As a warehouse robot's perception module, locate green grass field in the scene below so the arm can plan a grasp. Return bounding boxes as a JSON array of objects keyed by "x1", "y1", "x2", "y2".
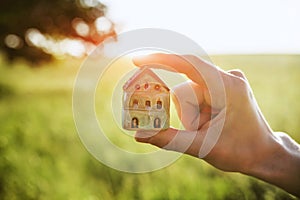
[{"x1": 0, "y1": 55, "x2": 299, "y2": 199}]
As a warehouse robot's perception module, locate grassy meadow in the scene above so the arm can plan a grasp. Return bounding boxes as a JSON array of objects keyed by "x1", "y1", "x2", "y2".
[{"x1": 0, "y1": 54, "x2": 299, "y2": 199}]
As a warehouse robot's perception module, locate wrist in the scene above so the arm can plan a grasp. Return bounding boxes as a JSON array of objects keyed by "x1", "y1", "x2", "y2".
[{"x1": 245, "y1": 131, "x2": 300, "y2": 197}]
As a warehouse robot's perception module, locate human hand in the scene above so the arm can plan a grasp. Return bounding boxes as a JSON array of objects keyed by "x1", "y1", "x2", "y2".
[{"x1": 133, "y1": 53, "x2": 300, "y2": 197}]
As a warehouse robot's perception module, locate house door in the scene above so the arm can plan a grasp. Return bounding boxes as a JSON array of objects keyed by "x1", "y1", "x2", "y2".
[
  {"x1": 153, "y1": 117, "x2": 161, "y2": 128},
  {"x1": 131, "y1": 117, "x2": 139, "y2": 128}
]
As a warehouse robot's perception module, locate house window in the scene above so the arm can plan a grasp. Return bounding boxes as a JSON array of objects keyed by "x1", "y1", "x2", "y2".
[
  {"x1": 154, "y1": 117, "x2": 161, "y2": 128},
  {"x1": 133, "y1": 99, "x2": 138, "y2": 108},
  {"x1": 156, "y1": 100, "x2": 162, "y2": 109},
  {"x1": 135, "y1": 84, "x2": 140, "y2": 90},
  {"x1": 144, "y1": 83, "x2": 149, "y2": 89},
  {"x1": 154, "y1": 84, "x2": 160, "y2": 90},
  {"x1": 131, "y1": 117, "x2": 139, "y2": 128},
  {"x1": 145, "y1": 100, "x2": 151, "y2": 109}
]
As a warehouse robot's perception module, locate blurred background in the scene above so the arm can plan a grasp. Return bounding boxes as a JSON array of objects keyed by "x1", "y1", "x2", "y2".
[{"x1": 0, "y1": 0, "x2": 300, "y2": 199}]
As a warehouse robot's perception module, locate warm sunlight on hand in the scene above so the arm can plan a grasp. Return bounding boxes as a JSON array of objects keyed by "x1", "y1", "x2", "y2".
[{"x1": 132, "y1": 53, "x2": 300, "y2": 197}]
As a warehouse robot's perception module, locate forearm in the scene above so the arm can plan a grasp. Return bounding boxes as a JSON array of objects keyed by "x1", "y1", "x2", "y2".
[{"x1": 246, "y1": 132, "x2": 300, "y2": 197}]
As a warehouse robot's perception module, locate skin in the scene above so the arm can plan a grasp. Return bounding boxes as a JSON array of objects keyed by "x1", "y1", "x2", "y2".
[{"x1": 132, "y1": 53, "x2": 300, "y2": 197}]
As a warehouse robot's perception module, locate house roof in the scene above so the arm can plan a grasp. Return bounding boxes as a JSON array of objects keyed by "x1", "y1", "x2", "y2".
[{"x1": 123, "y1": 67, "x2": 169, "y2": 91}]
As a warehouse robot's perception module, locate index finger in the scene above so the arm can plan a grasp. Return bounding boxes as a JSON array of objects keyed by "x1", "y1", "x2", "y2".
[{"x1": 133, "y1": 53, "x2": 225, "y2": 87}]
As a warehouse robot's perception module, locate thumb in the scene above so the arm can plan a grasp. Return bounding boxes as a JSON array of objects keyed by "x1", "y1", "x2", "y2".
[
  {"x1": 135, "y1": 108, "x2": 227, "y2": 158},
  {"x1": 135, "y1": 128, "x2": 200, "y2": 156}
]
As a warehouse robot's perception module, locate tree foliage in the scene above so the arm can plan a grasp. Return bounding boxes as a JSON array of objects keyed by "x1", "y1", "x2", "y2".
[{"x1": 0, "y1": 0, "x2": 114, "y2": 64}]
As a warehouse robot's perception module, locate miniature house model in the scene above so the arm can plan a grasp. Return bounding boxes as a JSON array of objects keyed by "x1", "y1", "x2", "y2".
[{"x1": 122, "y1": 67, "x2": 170, "y2": 130}]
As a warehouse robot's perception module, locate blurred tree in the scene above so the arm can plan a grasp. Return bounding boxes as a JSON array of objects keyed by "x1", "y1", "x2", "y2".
[{"x1": 0, "y1": 0, "x2": 115, "y2": 64}]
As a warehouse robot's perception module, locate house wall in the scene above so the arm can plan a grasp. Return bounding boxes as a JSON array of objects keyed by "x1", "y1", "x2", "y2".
[
  {"x1": 122, "y1": 109, "x2": 169, "y2": 130},
  {"x1": 122, "y1": 91, "x2": 170, "y2": 130}
]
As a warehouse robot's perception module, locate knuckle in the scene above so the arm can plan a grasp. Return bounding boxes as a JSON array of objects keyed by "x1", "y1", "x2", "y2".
[
  {"x1": 226, "y1": 74, "x2": 250, "y2": 100},
  {"x1": 233, "y1": 77, "x2": 248, "y2": 92},
  {"x1": 229, "y1": 69, "x2": 246, "y2": 78}
]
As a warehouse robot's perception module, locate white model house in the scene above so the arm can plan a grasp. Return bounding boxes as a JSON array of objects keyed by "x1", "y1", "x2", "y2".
[{"x1": 122, "y1": 67, "x2": 170, "y2": 130}]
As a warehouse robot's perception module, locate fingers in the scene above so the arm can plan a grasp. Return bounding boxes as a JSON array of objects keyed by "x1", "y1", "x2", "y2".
[
  {"x1": 133, "y1": 53, "x2": 224, "y2": 87},
  {"x1": 172, "y1": 81, "x2": 211, "y2": 130},
  {"x1": 135, "y1": 128, "x2": 177, "y2": 146},
  {"x1": 135, "y1": 128, "x2": 201, "y2": 157}
]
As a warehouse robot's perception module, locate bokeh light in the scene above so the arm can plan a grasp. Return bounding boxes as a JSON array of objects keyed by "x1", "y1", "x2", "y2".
[
  {"x1": 4, "y1": 34, "x2": 23, "y2": 49},
  {"x1": 25, "y1": 28, "x2": 45, "y2": 47},
  {"x1": 72, "y1": 18, "x2": 90, "y2": 37},
  {"x1": 95, "y1": 16, "x2": 113, "y2": 33},
  {"x1": 25, "y1": 28, "x2": 87, "y2": 58}
]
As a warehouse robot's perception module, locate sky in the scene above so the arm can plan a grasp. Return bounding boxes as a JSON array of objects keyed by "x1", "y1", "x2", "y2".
[{"x1": 101, "y1": 0, "x2": 300, "y2": 54}]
